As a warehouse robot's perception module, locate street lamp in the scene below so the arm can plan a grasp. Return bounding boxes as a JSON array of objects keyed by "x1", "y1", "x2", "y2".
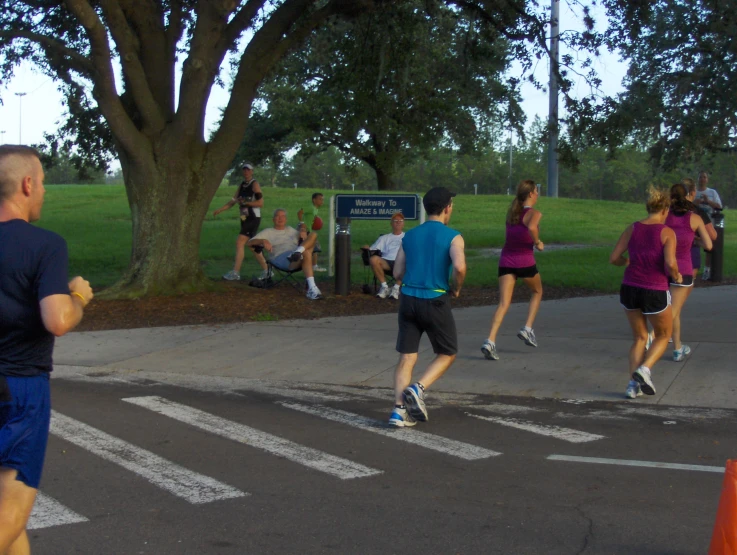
[{"x1": 14, "y1": 92, "x2": 27, "y2": 144}]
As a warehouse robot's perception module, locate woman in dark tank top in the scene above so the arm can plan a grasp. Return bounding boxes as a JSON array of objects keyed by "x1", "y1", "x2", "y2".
[{"x1": 610, "y1": 187, "x2": 681, "y2": 399}]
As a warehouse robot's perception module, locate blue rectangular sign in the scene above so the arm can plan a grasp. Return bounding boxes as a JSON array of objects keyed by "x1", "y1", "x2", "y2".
[{"x1": 335, "y1": 194, "x2": 419, "y2": 220}]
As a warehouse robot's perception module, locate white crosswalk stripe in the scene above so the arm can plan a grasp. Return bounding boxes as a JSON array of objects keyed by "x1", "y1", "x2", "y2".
[
  {"x1": 50, "y1": 411, "x2": 247, "y2": 504},
  {"x1": 123, "y1": 396, "x2": 382, "y2": 480},
  {"x1": 466, "y1": 413, "x2": 605, "y2": 443},
  {"x1": 28, "y1": 493, "x2": 88, "y2": 530},
  {"x1": 278, "y1": 402, "x2": 500, "y2": 460}
]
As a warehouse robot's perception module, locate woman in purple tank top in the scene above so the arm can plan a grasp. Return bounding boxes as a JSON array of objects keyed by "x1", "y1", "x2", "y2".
[
  {"x1": 481, "y1": 180, "x2": 544, "y2": 361},
  {"x1": 610, "y1": 188, "x2": 681, "y2": 399},
  {"x1": 665, "y1": 183, "x2": 712, "y2": 361}
]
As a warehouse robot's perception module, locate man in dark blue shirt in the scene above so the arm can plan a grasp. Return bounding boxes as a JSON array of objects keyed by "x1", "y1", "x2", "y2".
[
  {"x1": 0, "y1": 145, "x2": 93, "y2": 553},
  {"x1": 389, "y1": 187, "x2": 466, "y2": 427}
]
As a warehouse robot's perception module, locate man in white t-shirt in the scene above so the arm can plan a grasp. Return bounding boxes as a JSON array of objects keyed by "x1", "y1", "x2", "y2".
[
  {"x1": 363, "y1": 212, "x2": 405, "y2": 300},
  {"x1": 248, "y1": 208, "x2": 323, "y2": 300},
  {"x1": 693, "y1": 171, "x2": 723, "y2": 280}
]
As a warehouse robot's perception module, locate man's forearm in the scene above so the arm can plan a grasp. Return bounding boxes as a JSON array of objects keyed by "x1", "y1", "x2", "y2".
[{"x1": 451, "y1": 269, "x2": 466, "y2": 293}]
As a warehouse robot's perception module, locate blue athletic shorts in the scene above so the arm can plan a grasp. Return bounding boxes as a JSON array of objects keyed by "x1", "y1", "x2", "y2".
[{"x1": 0, "y1": 375, "x2": 51, "y2": 489}]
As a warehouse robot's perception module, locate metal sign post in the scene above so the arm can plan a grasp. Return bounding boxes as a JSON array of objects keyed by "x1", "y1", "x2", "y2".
[{"x1": 328, "y1": 194, "x2": 423, "y2": 276}]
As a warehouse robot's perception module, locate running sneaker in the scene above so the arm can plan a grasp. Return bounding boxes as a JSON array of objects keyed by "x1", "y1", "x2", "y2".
[
  {"x1": 673, "y1": 344, "x2": 692, "y2": 362},
  {"x1": 632, "y1": 366, "x2": 656, "y2": 395},
  {"x1": 313, "y1": 265, "x2": 327, "y2": 273},
  {"x1": 402, "y1": 383, "x2": 428, "y2": 422},
  {"x1": 376, "y1": 284, "x2": 390, "y2": 299},
  {"x1": 389, "y1": 284, "x2": 401, "y2": 300},
  {"x1": 517, "y1": 327, "x2": 538, "y2": 347},
  {"x1": 702, "y1": 267, "x2": 711, "y2": 281},
  {"x1": 480, "y1": 340, "x2": 499, "y2": 360},
  {"x1": 306, "y1": 286, "x2": 323, "y2": 300},
  {"x1": 645, "y1": 330, "x2": 654, "y2": 350},
  {"x1": 223, "y1": 270, "x2": 241, "y2": 281},
  {"x1": 258, "y1": 269, "x2": 272, "y2": 281},
  {"x1": 288, "y1": 250, "x2": 303, "y2": 263},
  {"x1": 388, "y1": 407, "x2": 416, "y2": 428},
  {"x1": 625, "y1": 380, "x2": 642, "y2": 399}
]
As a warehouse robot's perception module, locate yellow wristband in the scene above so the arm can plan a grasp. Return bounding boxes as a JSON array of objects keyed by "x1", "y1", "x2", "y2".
[{"x1": 71, "y1": 291, "x2": 86, "y2": 304}]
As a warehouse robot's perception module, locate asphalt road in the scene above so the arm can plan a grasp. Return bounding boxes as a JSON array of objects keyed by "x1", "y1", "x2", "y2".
[{"x1": 30, "y1": 376, "x2": 734, "y2": 555}]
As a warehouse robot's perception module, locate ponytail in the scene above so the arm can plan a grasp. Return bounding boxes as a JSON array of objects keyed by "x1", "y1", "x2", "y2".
[
  {"x1": 506, "y1": 180, "x2": 536, "y2": 225},
  {"x1": 670, "y1": 183, "x2": 696, "y2": 215}
]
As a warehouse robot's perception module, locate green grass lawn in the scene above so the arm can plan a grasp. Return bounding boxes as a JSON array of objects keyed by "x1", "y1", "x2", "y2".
[{"x1": 38, "y1": 185, "x2": 737, "y2": 292}]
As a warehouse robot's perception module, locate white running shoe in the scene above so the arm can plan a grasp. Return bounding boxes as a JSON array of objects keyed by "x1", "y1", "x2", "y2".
[
  {"x1": 625, "y1": 380, "x2": 642, "y2": 399},
  {"x1": 632, "y1": 366, "x2": 656, "y2": 395},
  {"x1": 313, "y1": 265, "x2": 327, "y2": 273},
  {"x1": 258, "y1": 269, "x2": 272, "y2": 281},
  {"x1": 673, "y1": 344, "x2": 691, "y2": 362},
  {"x1": 223, "y1": 270, "x2": 241, "y2": 281},
  {"x1": 389, "y1": 284, "x2": 400, "y2": 300},
  {"x1": 480, "y1": 340, "x2": 499, "y2": 360},
  {"x1": 376, "y1": 284, "x2": 390, "y2": 299},
  {"x1": 306, "y1": 287, "x2": 323, "y2": 300},
  {"x1": 388, "y1": 407, "x2": 416, "y2": 427},
  {"x1": 517, "y1": 327, "x2": 538, "y2": 347},
  {"x1": 645, "y1": 330, "x2": 654, "y2": 350}
]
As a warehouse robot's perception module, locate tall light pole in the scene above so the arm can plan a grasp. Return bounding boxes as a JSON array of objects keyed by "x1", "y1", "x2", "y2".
[
  {"x1": 0, "y1": 130, "x2": 6, "y2": 144},
  {"x1": 547, "y1": 0, "x2": 560, "y2": 198},
  {"x1": 15, "y1": 92, "x2": 27, "y2": 144}
]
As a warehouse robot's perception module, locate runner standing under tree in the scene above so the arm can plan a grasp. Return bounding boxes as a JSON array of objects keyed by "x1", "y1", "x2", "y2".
[
  {"x1": 610, "y1": 187, "x2": 681, "y2": 399},
  {"x1": 214, "y1": 163, "x2": 268, "y2": 281},
  {"x1": 481, "y1": 180, "x2": 544, "y2": 361}
]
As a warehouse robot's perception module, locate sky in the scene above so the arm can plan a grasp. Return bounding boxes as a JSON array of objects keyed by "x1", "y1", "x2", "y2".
[{"x1": 0, "y1": 3, "x2": 628, "y2": 153}]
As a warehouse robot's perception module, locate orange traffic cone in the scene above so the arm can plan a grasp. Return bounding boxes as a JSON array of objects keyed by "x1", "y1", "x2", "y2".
[{"x1": 709, "y1": 459, "x2": 737, "y2": 555}]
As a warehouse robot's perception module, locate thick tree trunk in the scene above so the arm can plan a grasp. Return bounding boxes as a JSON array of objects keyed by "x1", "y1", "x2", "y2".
[
  {"x1": 100, "y1": 149, "x2": 218, "y2": 298},
  {"x1": 375, "y1": 166, "x2": 397, "y2": 190}
]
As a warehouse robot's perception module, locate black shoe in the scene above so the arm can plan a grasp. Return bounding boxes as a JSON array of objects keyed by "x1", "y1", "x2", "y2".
[{"x1": 288, "y1": 251, "x2": 303, "y2": 263}]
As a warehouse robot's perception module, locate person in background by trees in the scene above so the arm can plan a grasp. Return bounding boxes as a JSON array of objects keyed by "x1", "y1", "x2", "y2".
[
  {"x1": 693, "y1": 171, "x2": 722, "y2": 281},
  {"x1": 214, "y1": 163, "x2": 268, "y2": 281},
  {"x1": 610, "y1": 187, "x2": 681, "y2": 400},
  {"x1": 297, "y1": 192, "x2": 326, "y2": 272},
  {"x1": 481, "y1": 180, "x2": 544, "y2": 361},
  {"x1": 0, "y1": 145, "x2": 93, "y2": 554},
  {"x1": 665, "y1": 183, "x2": 712, "y2": 361}
]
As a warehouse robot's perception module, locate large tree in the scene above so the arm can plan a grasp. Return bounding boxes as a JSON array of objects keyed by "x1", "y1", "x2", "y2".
[
  {"x1": 565, "y1": 0, "x2": 737, "y2": 169},
  {"x1": 1, "y1": 0, "x2": 386, "y2": 297},
  {"x1": 237, "y1": 0, "x2": 522, "y2": 190},
  {"x1": 1, "y1": 0, "x2": 584, "y2": 296}
]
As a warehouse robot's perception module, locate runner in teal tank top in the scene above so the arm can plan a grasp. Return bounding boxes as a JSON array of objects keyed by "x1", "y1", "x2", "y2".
[{"x1": 388, "y1": 187, "x2": 467, "y2": 427}]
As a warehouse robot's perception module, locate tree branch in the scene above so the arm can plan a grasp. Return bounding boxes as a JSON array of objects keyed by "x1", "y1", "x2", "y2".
[
  {"x1": 98, "y1": 0, "x2": 167, "y2": 132},
  {"x1": 63, "y1": 0, "x2": 145, "y2": 158},
  {"x1": 0, "y1": 29, "x2": 95, "y2": 76}
]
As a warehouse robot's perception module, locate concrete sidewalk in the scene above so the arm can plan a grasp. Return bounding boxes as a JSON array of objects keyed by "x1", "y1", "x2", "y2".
[{"x1": 54, "y1": 285, "x2": 737, "y2": 409}]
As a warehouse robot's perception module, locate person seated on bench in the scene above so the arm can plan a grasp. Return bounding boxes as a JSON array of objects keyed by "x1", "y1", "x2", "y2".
[
  {"x1": 362, "y1": 212, "x2": 405, "y2": 299},
  {"x1": 248, "y1": 208, "x2": 323, "y2": 300}
]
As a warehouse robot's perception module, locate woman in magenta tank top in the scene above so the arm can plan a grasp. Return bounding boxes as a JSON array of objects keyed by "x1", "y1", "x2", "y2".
[
  {"x1": 665, "y1": 183, "x2": 712, "y2": 361},
  {"x1": 481, "y1": 180, "x2": 544, "y2": 361},
  {"x1": 610, "y1": 188, "x2": 681, "y2": 399}
]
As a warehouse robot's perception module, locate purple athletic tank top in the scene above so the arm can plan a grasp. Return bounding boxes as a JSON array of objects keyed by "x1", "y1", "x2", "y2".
[
  {"x1": 665, "y1": 210, "x2": 695, "y2": 276},
  {"x1": 499, "y1": 207, "x2": 535, "y2": 268},
  {"x1": 623, "y1": 222, "x2": 669, "y2": 291}
]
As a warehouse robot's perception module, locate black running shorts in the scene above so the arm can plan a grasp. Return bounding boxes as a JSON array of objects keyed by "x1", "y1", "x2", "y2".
[
  {"x1": 396, "y1": 294, "x2": 457, "y2": 355},
  {"x1": 620, "y1": 284, "x2": 671, "y2": 315},
  {"x1": 498, "y1": 264, "x2": 538, "y2": 279},
  {"x1": 239, "y1": 217, "x2": 261, "y2": 238}
]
